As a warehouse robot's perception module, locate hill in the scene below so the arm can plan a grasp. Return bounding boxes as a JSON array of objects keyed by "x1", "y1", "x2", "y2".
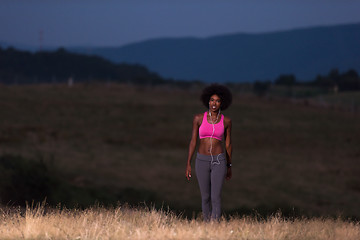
[{"x1": 70, "y1": 23, "x2": 360, "y2": 83}]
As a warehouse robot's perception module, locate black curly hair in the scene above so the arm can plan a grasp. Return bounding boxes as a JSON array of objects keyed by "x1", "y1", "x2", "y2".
[{"x1": 200, "y1": 83, "x2": 232, "y2": 110}]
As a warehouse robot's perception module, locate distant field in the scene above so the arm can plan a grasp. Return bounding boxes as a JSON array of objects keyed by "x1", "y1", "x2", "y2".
[
  {"x1": 0, "y1": 83, "x2": 360, "y2": 219},
  {"x1": 319, "y1": 91, "x2": 360, "y2": 108}
]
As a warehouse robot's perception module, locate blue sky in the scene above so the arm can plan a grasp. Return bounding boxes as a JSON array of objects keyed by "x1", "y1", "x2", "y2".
[{"x1": 1, "y1": 0, "x2": 360, "y2": 48}]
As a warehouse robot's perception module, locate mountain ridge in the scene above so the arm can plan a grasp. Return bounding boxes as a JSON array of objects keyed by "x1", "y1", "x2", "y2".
[
  {"x1": 70, "y1": 22, "x2": 360, "y2": 83},
  {"x1": 2, "y1": 22, "x2": 360, "y2": 83}
]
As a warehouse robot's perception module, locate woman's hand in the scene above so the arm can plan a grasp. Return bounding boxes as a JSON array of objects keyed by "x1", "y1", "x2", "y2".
[
  {"x1": 185, "y1": 164, "x2": 192, "y2": 181},
  {"x1": 226, "y1": 167, "x2": 232, "y2": 180}
]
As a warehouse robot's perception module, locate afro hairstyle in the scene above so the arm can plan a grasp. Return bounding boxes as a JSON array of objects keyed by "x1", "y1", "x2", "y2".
[{"x1": 200, "y1": 83, "x2": 232, "y2": 110}]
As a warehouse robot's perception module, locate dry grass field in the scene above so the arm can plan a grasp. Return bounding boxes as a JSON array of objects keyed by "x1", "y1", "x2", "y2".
[
  {"x1": 0, "y1": 83, "x2": 360, "y2": 220},
  {"x1": 0, "y1": 204, "x2": 359, "y2": 240}
]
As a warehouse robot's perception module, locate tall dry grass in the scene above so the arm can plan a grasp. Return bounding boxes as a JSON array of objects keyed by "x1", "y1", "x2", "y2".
[{"x1": 1, "y1": 204, "x2": 359, "y2": 240}]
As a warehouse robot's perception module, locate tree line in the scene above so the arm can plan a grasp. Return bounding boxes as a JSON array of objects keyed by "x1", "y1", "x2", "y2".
[
  {"x1": 253, "y1": 69, "x2": 360, "y2": 97},
  {"x1": 2, "y1": 46, "x2": 358, "y2": 94},
  {"x1": 0, "y1": 47, "x2": 193, "y2": 86}
]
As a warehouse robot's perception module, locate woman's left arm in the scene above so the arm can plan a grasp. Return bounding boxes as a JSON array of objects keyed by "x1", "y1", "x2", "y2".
[{"x1": 224, "y1": 117, "x2": 232, "y2": 180}]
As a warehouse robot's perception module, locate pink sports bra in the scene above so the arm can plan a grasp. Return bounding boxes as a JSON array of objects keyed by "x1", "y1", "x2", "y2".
[{"x1": 199, "y1": 112, "x2": 224, "y2": 141}]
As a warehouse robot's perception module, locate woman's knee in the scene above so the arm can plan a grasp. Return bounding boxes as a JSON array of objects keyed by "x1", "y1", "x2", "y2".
[{"x1": 201, "y1": 193, "x2": 211, "y2": 203}]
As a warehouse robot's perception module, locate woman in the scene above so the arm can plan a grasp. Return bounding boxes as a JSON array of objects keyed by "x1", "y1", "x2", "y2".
[{"x1": 185, "y1": 83, "x2": 233, "y2": 221}]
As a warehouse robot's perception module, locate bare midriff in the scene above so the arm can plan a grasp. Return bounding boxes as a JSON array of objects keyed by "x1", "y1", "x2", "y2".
[{"x1": 198, "y1": 138, "x2": 224, "y2": 155}]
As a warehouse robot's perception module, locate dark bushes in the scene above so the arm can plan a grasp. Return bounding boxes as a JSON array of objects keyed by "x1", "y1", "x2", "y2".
[
  {"x1": 0, "y1": 154, "x2": 52, "y2": 206},
  {"x1": 0, "y1": 154, "x2": 160, "y2": 208}
]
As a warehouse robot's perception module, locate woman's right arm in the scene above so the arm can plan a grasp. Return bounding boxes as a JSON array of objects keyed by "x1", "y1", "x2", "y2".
[{"x1": 186, "y1": 114, "x2": 200, "y2": 181}]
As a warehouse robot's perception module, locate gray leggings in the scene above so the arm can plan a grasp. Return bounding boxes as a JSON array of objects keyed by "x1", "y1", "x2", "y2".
[{"x1": 195, "y1": 152, "x2": 227, "y2": 221}]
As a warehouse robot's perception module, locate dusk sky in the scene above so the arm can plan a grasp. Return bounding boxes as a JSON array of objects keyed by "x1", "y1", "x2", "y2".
[{"x1": 1, "y1": 0, "x2": 360, "y2": 48}]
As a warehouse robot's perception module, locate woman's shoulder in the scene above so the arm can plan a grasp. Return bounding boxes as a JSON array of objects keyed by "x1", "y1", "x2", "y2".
[
  {"x1": 194, "y1": 112, "x2": 205, "y2": 120},
  {"x1": 193, "y1": 112, "x2": 205, "y2": 124}
]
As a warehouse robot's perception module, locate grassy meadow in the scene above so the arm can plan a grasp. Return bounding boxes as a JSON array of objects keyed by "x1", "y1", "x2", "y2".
[
  {"x1": 1, "y1": 204, "x2": 360, "y2": 240},
  {"x1": 0, "y1": 83, "x2": 360, "y2": 220}
]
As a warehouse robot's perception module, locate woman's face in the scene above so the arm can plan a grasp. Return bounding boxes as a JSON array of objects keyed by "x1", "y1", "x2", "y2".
[{"x1": 209, "y1": 94, "x2": 221, "y2": 112}]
